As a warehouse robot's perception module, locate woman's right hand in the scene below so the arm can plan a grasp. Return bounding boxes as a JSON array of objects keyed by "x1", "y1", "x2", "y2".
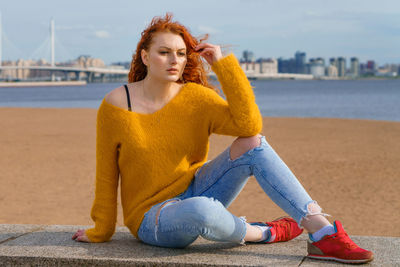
[
  {"x1": 72, "y1": 229, "x2": 91, "y2": 242},
  {"x1": 194, "y1": 43, "x2": 223, "y2": 66}
]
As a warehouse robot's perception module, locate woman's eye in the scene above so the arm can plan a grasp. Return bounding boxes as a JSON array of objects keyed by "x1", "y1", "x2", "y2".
[{"x1": 159, "y1": 51, "x2": 185, "y2": 56}]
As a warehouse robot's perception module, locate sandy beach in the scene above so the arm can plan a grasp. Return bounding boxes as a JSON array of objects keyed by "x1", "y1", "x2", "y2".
[{"x1": 0, "y1": 107, "x2": 399, "y2": 237}]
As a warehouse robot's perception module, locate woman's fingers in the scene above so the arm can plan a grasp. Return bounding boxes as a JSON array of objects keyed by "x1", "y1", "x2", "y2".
[
  {"x1": 198, "y1": 47, "x2": 215, "y2": 57},
  {"x1": 72, "y1": 229, "x2": 81, "y2": 239},
  {"x1": 194, "y1": 42, "x2": 213, "y2": 50},
  {"x1": 194, "y1": 43, "x2": 223, "y2": 65},
  {"x1": 195, "y1": 43, "x2": 217, "y2": 54},
  {"x1": 72, "y1": 229, "x2": 90, "y2": 242}
]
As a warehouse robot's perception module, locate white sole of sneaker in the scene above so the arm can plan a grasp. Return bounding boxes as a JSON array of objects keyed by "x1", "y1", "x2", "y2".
[{"x1": 307, "y1": 254, "x2": 374, "y2": 264}]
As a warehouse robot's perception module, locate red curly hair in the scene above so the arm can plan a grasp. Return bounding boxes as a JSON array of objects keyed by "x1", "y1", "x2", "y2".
[{"x1": 128, "y1": 12, "x2": 218, "y2": 93}]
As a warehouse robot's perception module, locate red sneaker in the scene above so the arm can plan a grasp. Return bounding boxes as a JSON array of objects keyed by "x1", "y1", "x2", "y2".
[
  {"x1": 249, "y1": 216, "x2": 303, "y2": 243},
  {"x1": 307, "y1": 220, "x2": 374, "y2": 264}
]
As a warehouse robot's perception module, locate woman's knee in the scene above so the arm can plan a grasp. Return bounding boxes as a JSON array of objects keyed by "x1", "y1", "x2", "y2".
[
  {"x1": 185, "y1": 196, "x2": 225, "y2": 226},
  {"x1": 230, "y1": 134, "x2": 262, "y2": 160}
]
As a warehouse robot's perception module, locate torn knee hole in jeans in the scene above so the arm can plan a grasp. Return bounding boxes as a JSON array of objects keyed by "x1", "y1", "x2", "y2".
[
  {"x1": 230, "y1": 135, "x2": 264, "y2": 161},
  {"x1": 254, "y1": 135, "x2": 264, "y2": 151},
  {"x1": 154, "y1": 200, "x2": 179, "y2": 241}
]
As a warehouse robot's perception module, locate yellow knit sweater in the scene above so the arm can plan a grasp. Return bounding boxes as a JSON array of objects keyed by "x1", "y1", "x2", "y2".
[{"x1": 85, "y1": 53, "x2": 263, "y2": 242}]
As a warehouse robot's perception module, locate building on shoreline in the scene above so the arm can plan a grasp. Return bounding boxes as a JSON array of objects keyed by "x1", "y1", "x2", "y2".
[
  {"x1": 350, "y1": 57, "x2": 360, "y2": 77},
  {"x1": 241, "y1": 50, "x2": 399, "y2": 79},
  {"x1": 240, "y1": 58, "x2": 278, "y2": 76}
]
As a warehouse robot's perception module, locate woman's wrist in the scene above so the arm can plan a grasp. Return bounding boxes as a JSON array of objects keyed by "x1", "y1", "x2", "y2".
[{"x1": 211, "y1": 53, "x2": 237, "y2": 73}]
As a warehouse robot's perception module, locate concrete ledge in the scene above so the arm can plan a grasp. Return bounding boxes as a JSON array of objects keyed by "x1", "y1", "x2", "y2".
[{"x1": 0, "y1": 224, "x2": 398, "y2": 266}]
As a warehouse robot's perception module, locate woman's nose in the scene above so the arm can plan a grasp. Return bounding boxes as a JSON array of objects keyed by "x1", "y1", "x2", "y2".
[{"x1": 170, "y1": 53, "x2": 178, "y2": 64}]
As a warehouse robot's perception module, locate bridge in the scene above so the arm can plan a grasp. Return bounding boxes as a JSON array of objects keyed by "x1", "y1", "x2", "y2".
[
  {"x1": 0, "y1": 14, "x2": 128, "y2": 83},
  {"x1": 0, "y1": 65, "x2": 129, "y2": 82}
]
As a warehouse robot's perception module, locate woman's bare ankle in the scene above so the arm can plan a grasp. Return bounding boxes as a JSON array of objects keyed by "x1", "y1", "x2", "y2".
[
  {"x1": 244, "y1": 223, "x2": 263, "y2": 242},
  {"x1": 301, "y1": 214, "x2": 331, "y2": 234}
]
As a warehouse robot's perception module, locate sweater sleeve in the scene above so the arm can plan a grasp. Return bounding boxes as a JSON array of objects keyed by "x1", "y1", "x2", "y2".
[
  {"x1": 85, "y1": 103, "x2": 120, "y2": 242},
  {"x1": 206, "y1": 53, "x2": 263, "y2": 137}
]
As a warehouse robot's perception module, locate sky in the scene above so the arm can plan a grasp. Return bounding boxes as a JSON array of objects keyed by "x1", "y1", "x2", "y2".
[{"x1": 1, "y1": 0, "x2": 399, "y2": 66}]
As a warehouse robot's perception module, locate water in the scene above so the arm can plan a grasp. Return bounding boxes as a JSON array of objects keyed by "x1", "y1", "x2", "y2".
[
  {"x1": 251, "y1": 79, "x2": 400, "y2": 121},
  {"x1": 0, "y1": 83, "x2": 114, "y2": 108},
  {"x1": 0, "y1": 80, "x2": 399, "y2": 122}
]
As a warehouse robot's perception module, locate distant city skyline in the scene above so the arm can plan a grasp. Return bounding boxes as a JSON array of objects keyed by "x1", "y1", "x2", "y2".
[
  {"x1": 2, "y1": 49, "x2": 393, "y2": 70},
  {"x1": 1, "y1": 0, "x2": 399, "y2": 65}
]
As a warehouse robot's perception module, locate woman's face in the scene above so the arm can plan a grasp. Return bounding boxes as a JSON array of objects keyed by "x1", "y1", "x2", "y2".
[{"x1": 141, "y1": 32, "x2": 187, "y2": 83}]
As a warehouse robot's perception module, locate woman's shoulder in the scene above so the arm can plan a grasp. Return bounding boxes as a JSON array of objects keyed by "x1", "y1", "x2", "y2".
[
  {"x1": 104, "y1": 85, "x2": 128, "y2": 110},
  {"x1": 187, "y1": 82, "x2": 219, "y2": 96}
]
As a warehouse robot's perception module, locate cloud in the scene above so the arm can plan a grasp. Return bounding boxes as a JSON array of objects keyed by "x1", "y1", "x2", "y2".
[
  {"x1": 83, "y1": 30, "x2": 111, "y2": 39},
  {"x1": 197, "y1": 25, "x2": 219, "y2": 34},
  {"x1": 92, "y1": 30, "x2": 111, "y2": 39},
  {"x1": 54, "y1": 24, "x2": 111, "y2": 39},
  {"x1": 55, "y1": 25, "x2": 96, "y2": 31}
]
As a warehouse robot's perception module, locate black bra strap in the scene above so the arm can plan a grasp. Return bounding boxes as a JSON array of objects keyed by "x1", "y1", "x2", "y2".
[{"x1": 124, "y1": 84, "x2": 132, "y2": 111}]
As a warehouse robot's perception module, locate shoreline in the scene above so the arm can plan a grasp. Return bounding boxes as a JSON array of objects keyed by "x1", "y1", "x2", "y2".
[
  {"x1": 1, "y1": 76, "x2": 397, "y2": 87},
  {"x1": 0, "y1": 81, "x2": 87, "y2": 87},
  {"x1": 0, "y1": 107, "x2": 399, "y2": 237}
]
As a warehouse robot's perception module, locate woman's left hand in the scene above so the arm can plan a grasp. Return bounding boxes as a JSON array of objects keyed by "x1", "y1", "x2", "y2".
[
  {"x1": 72, "y1": 229, "x2": 91, "y2": 242},
  {"x1": 194, "y1": 43, "x2": 223, "y2": 66}
]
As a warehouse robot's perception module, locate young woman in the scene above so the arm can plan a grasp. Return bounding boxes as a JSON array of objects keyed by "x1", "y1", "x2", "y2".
[{"x1": 72, "y1": 13, "x2": 373, "y2": 264}]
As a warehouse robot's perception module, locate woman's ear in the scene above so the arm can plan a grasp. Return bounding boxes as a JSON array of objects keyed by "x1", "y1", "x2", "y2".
[{"x1": 141, "y1": 49, "x2": 148, "y2": 66}]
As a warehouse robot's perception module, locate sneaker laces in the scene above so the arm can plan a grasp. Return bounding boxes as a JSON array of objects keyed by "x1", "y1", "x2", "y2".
[
  {"x1": 267, "y1": 218, "x2": 292, "y2": 242},
  {"x1": 333, "y1": 232, "x2": 358, "y2": 249}
]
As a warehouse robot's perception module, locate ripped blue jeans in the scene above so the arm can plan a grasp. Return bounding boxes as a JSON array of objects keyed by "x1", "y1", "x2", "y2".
[{"x1": 137, "y1": 135, "x2": 325, "y2": 248}]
